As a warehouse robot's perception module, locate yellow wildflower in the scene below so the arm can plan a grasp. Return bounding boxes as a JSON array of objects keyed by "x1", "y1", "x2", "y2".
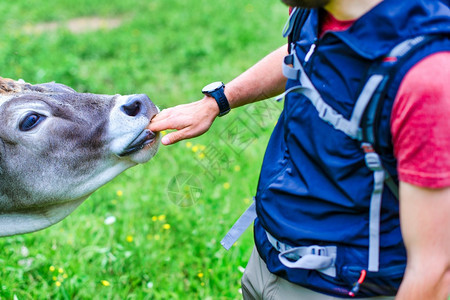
[
  {"x1": 197, "y1": 272, "x2": 204, "y2": 278},
  {"x1": 58, "y1": 268, "x2": 64, "y2": 274},
  {"x1": 158, "y1": 215, "x2": 166, "y2": 221},
  {"x1": 116, "y1": 190, "x2": 123, "y2": 197},
  {"x1": 101, "y1": 280, "x2": 110, "y2": 287},
  {"x1": 192, "y1": 145, "x2": 199, "y2": 153},
  {"x1": 152, "y1": 216, "x2": 157, "y2": 221},
  {"x1": 234, "y1": 165, "x2": 241, "y2": 172},
  {"x1": 223, "y1": 182, "x2": 231, "y2": 190},
  {"x1": 49, "y1": 266, "x2": 55, "y2": 272},
  {"x1": 198, "y1": 153, "x2": 205, "y2": 159},
  {"x1": 162, "y1": 224, "x2": 171, "y2": 230},
  {"x1": 52, "y1": 276, "x2": 57, "y2": 281},
  {"x1": 126, "y1": 235, "x2": 133, "y2": 243},
  {"x1": 186, "y1": 142, "x2": 193, "y2": 148},
  {"x1": 55, "y1": 281, "x2": 61, "y2": 287}
]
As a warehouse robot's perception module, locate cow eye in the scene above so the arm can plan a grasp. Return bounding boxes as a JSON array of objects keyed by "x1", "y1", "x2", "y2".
[{"x1": 19, "y1": 113, "x2": 46, "y2": 131}]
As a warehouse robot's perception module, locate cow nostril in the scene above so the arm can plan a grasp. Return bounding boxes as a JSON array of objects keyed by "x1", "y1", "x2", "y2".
[{"x1": 121, "y1": 100, "x2": 142, "y2": 117}]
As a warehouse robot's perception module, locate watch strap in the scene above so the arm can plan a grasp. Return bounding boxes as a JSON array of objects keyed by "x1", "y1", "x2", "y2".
[{"x1": 208, "y1": 86, "x2": 230, "y2": 117}]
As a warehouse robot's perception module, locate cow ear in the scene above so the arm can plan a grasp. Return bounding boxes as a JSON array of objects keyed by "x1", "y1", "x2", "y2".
[{"x1": 0, "y1": 77, "x2": 23, "y2": 94}]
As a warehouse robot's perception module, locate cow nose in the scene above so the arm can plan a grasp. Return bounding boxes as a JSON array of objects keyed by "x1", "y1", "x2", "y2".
[{"x1": 121, "y1": 94, "x2": 149, "y2": 117}]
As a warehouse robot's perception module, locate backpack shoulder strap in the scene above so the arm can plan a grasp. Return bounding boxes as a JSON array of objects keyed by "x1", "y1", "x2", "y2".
[
  {"x1": 360, "y1": 35, "x2": 442, "y2": 147},
  {"x1": 282, "y1": 7, "x2": 311, "y2": 53},
  {"x1": 357, "y1": 34, "x2": 447, "y2": 271},
  {"x1": 358, "y1": 34, "x2": 448, "y2": 199}
]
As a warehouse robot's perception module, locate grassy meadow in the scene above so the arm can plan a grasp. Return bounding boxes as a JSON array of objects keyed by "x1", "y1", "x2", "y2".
[{"x1": 0, "y1": 0, "x2": 287, "y2": 299}]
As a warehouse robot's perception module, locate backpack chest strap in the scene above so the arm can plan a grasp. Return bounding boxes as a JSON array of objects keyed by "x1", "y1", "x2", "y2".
[{"x1": 281, "y1": 49, "x2": 389, "y2": 141}]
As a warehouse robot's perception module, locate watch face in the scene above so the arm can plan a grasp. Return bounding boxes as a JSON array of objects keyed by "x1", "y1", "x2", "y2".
[{"x1": 202, "y1": 81, "x2": 224, "y2": 93}]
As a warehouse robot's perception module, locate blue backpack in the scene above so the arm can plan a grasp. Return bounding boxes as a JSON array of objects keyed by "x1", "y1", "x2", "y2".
[{"x1": 222, "y1": 6, "x2": 449, "y2": 297}]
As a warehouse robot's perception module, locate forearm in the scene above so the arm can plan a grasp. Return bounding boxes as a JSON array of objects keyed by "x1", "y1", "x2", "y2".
[
  {"x1": 397, "y1": 264, "x2": 450, "y2": 300},
  {"x1": 150, "y1": 45, "x2": 288, "y2": 145},
  {"x1": 396, "y1": 182, "x2": 450, "y2": 300},
  {"x1": 224, "y1": 44, "x2": 288, "y2": 109}
]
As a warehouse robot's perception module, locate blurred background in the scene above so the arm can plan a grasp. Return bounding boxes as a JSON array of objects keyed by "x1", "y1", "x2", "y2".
[{"x1": 0, "y1": 0, "x2": 287, "y2": 298}]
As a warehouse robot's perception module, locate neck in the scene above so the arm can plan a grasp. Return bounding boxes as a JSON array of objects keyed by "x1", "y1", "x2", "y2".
[{"x1": 324, "y1": 0, "x2": 382, "y2": 21}]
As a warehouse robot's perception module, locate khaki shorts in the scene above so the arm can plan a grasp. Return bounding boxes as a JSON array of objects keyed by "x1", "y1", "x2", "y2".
[{"x1": 241, "y1": 247, "x2": 395, "y2": 300}]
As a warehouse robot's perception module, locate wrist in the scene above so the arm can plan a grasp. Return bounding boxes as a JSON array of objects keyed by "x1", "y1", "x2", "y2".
[
  {"x1": 201, "y1": 96, "x2": 221, "y2": 117},
  {"x1": 201, "y1": 81, "x2": 231, "y2": 117}
]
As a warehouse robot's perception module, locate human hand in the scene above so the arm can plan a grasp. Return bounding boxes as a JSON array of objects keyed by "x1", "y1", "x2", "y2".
[{"x1": 149, "y1": 97, "x2": 220, "y2": 145}]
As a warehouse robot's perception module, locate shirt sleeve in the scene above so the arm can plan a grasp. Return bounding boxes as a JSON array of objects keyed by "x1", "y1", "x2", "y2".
[{"x1": 391, "y1": 52, "x2": 450, "y2": 188}]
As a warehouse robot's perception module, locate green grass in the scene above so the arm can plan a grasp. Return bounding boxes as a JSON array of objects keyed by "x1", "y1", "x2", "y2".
[{"x1": 0, "y1": 0, "x2": 287, "y2": 298}]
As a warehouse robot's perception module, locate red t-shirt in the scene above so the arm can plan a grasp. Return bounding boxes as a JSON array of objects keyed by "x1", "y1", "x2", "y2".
[{"x1": 318, "y1": 12, "x2": 450, "y2": 188}]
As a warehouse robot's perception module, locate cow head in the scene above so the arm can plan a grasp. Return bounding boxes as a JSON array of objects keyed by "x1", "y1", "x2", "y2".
[{"x1": 0, "y1": 77, "x2": 160, "y2": 236}]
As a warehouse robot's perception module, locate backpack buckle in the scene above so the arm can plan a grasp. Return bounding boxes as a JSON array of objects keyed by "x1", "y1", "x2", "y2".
[{"x1": 361, "y1": 143, "x2": 383, "y2": 171}]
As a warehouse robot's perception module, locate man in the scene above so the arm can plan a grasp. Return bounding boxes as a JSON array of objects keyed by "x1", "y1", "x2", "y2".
[{"x1": 150, "y1": 0, "x2": 450, "y2": 298}]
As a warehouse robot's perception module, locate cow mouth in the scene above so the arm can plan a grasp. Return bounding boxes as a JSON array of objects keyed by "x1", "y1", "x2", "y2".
[{"x1": 119, "y1": 129, "x2": 158, "y2": 157}]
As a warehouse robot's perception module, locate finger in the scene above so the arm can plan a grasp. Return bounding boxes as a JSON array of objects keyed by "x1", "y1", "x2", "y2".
[
  {"x1": 161, "y1": 129, "x2": 187, "y2": 145},
  {"x1": 150, "y1": 115, "x2": 190, "y2": 133},
  {"x1": 149, "y1": 118, "x2": 171, "y2": 132},
  {"x1": 150, "y1": 108, "x2": 171, "y2": 123},
  {"x1": 149, "y1": 111, "x2": 182, "y2": 132}
]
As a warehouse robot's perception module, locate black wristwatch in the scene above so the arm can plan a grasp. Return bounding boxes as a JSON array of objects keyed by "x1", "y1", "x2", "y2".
[{"x1": 202, "y1": 81, "x2": 231, "y2": 117}]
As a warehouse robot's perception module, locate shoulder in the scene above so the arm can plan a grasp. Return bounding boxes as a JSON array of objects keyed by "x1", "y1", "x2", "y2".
[
  {"x1": 396, "y1": 52, "x2": 450, "y2": 102},
  {"x1": 391, "y1": 52, "x2": 450, "y2": 130},
  {"x1": 391, "y1": 51, "x2": 450, "y2": 188}
]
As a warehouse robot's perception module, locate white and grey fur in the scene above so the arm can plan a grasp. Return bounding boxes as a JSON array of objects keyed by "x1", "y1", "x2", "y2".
[{"x1": 0, "y1": 77, "x2": 160, "y2": 236}]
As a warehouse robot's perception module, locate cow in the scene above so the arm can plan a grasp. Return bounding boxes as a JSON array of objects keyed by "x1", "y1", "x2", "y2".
[{"x1": 0, "y1": 77, "x2": 160, "y2": 237}]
